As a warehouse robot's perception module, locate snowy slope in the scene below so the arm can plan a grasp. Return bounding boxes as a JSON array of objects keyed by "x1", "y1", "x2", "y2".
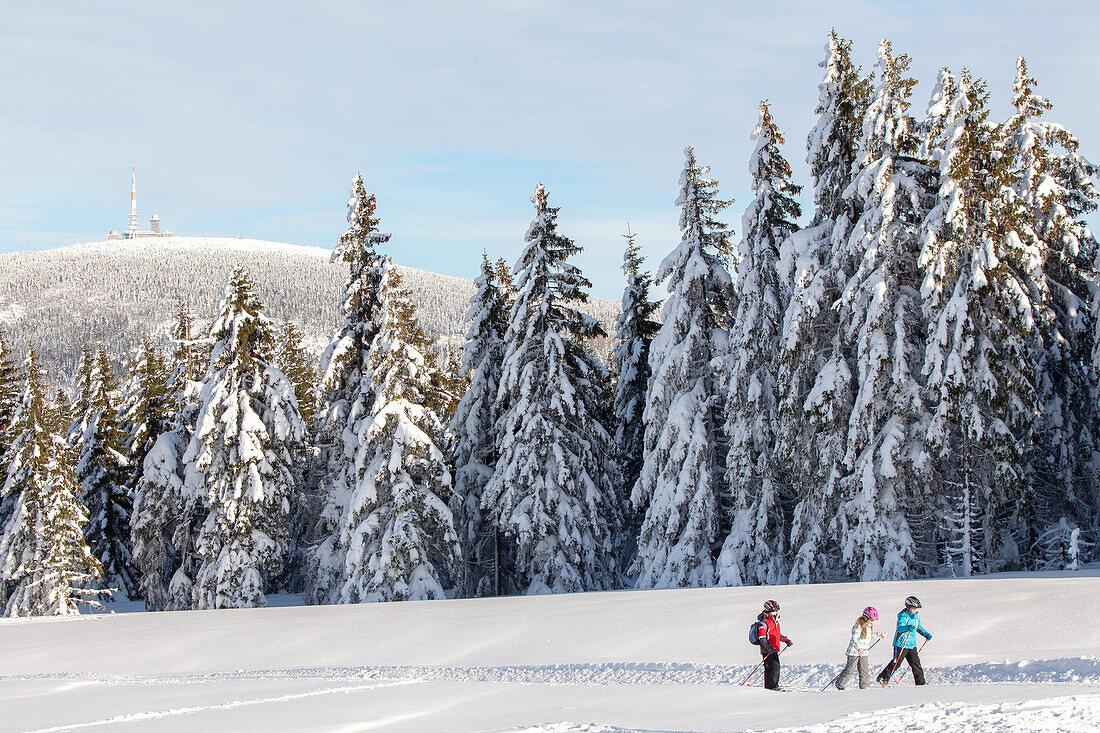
[
  {"x1": 0, "y1": 237, "x2": 620, "y2": 382},
  {"x1": 3, "y1": 570, "x2": 1099, "y2": 732}
]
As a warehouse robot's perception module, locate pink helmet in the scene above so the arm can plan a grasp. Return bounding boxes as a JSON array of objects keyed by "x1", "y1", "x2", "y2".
[{"x1": 863, "y1": 606, "x2": 879, "y2": 621}]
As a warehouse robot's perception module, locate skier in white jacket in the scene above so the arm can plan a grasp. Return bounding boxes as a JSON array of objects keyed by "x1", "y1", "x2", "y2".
[{"x1": 834, "y1": 607, "x2": 885, "y2": 689}]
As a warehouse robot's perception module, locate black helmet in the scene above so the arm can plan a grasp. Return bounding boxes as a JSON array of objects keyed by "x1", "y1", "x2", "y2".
[
  {"x1": 763, "y1": 599, "x2": 780, "y2": 613},
  {"x1": 905, "y1": 595, "x2": 922, "y2": 609}
]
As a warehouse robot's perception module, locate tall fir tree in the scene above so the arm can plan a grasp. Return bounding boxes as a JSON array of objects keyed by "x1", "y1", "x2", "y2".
[
  {"x1": 131, "y1": 302, "x2": 209, "y2": 611},
  {"x1": 0, "y1": 349, "x2": 103, "y2": 616},
  {"x1": 272, "y1": 321, "x2": 318, "y2": 593},
  {"x1": 778, "y1": 31, "x2": 871, "y2": 583},
  {"x1": 274, "y1": 323, "x2": 318, "y2": 427},
  {"x1": 919, "y1": 71, "x2": 1044, "y2": 575},
  {"x1": 0, "y1": 328, "x2": 20, "y2": 526},
  {"x1": 611, "y1": 226, "x2": 661, "y2": 570},
  {"x1": 832, "y1": 40, "x2": 933, "y2": 581},
  {"x1": 121, "y1": 335, "x2": 176, "y2": 610},
  {"x1": 450, "y1": 254, "x2": 515, "y2": 597},
  {"x1": 74, "y1": 345, "x2": 137, "y2": 599},
  {"x1": 305, "y1": 175, "x2": 391, "y2": 604},
  {"x1": 68, "y1": 343, "x2": 96, "y2": 447},
  {"x1": 484, "y1": 184, "x2": 619, "y2": 594},
  {"x1": 1006, "y1": 58, "x2": 1100, "y2": 568},
  {"x1": 181, "y1": 268, "x2": 306, "y2": 608},
  {"x1": 337, "y1": 261, "x2": 459, "y2": 602},
  {"x1": 633, "y1": 148, "x2": 734, "y2": 588},
  {"x1": 719, "y1": 102, "x2": 801, "y2": 586}
]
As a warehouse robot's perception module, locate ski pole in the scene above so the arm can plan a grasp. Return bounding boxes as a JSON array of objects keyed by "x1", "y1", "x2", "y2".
[
  {"x1": 894, "y1": 638, "x2": 930, "y2": 686},
  {"x1": 740, "y1": 651, "x2": 773, "y2": 686},
  {"x1": 741, "y1": 645, "x2": 785, "y2": 686},
  {"x1": 883, "y1": 629, "x2": 916, "y2": 684},
  {"x1": 820, "y1": 638, "x2": 881, "y2": 692}
]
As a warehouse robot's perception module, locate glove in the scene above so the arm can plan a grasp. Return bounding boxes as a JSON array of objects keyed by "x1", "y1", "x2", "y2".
[
  {"x1": 784, "y1": 639, "x2": 794, "y2": 648},
  {"x1": 925, "y1": 633, "x2": 933, "y2": 640},
  {"x1": 876, "y1": 632, "x2": 886, "y2": 639}
]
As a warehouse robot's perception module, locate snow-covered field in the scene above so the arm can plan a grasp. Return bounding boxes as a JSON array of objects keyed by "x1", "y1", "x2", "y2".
[{"x1": 3, "y1": 570, "x2": 1099, "y2": 732}]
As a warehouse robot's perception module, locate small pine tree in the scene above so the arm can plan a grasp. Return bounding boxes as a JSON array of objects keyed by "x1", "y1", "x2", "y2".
[
  {"x1": 338, "y1": 261, "x2": 459, "y2": 602},
  {"x1": 305, "y1": 175, "x2": 391, "y2": 605},
  {"x1": 182, "y1": 268, "x2": 306, "y2": 609},
  {"x1": 74, "y1": 345, "x2": 137, "y2": 599},
  {"x1": 450, "y1": 254, "x2": 514, "y2": 597},
  {"x1": 611, "y1": 226, "x2": 661, "y2": 571},
  {"x1": 719, "y1": 102, "x2": 801, "y2": 587},
  {"x1": 633, "y1": 149, "x2": 734, "y2": 589},
  {"x1": 484, "y1": 184, "x2": 620, "y2": 594},
  {"x1": 0, "y1": 349, "x2": 103, "y2": 616}
]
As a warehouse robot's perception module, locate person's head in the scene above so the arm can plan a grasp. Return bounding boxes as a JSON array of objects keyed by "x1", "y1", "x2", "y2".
[
  {"x1": 763, "y1": 599, "x2": 780, "y2": 616},
  {"x1": 904, "y1": 595, "x2": 922, "y2": 612},
  {"x1": 862, "y1": 606, "x2": 879, "y2": 622}
]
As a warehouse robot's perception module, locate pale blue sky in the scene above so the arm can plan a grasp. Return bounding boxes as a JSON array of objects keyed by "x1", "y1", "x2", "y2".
[{"x1": 2, "y1": 1, "x2": 1097, "y2": 298}]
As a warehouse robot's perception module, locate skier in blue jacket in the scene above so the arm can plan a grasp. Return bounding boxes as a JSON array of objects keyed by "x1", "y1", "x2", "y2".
[{"x1": 876, "y1": 595, "x2": 932, "y2": 685}]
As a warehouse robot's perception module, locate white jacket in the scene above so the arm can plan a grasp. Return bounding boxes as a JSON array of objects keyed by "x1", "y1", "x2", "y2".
[{"x1": 844, "y1": 623, "x2": 881, "y2": 656}]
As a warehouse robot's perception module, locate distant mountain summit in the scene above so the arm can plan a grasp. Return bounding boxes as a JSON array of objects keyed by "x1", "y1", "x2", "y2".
[{"x1": 0, "y1": 237, "x2": 619, "y2": 384}]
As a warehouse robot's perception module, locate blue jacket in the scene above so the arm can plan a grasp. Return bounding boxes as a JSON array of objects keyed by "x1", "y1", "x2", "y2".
[{"x1": 892, "y1": 609, "x2": 931, "y2": 649}]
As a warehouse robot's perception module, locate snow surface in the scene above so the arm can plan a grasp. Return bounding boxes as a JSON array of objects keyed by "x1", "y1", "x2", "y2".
[
  {"x1": 3, "y1": 570, "x2": 1099, "y2": 731},
  {"x1": 65, "y1": 236, "x2": 334, "y2": 261}
]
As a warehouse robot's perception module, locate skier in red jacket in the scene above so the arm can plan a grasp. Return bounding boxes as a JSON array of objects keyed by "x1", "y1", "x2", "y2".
[{"x1": 758, "y1": 600, "x2": 793, "y2": 690}]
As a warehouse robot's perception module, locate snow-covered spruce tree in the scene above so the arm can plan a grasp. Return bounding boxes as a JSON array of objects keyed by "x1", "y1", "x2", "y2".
[
  {"x1": 778, "y1": 31, "x2": 870, "y2": 584},
  {"x1": 920, "y1": 71, "x2": 1044, "y2": 575},
  {"x1": 0, "y1": 349, "x2": 103, "y2": 616},
  {"x1": 0, "y1": 328, "x2": 19, "y2": 502},
  {"x1": 272, "y1": 321, "x2": 318, "y2": 593},
  {"x1": 831, "y1": 41, "x2": 934, "y2": 582},
  {"x1": 1005, "y1": 58, "x2": 1100, "y2": 568},
  {"x1": 484, "y1": 184, "x2": 619, "y2": 594},
  {"x1": 0, "y1": 329, "x2": 20, "y2": 587},
  {"x1": 337, "y1": 260, "x2": 459, "y2": 602},
  {"x1": 67, "y1": 344, "x2": 96, "y2": 447},
  {"x1": 172, "y1": 298, "x2": 205, "y2": 385},
  {"x1": 450, "y1": 254, "x2": 515, "y2": 597},
  {"x1": 121, "y1": 335, "x2": 177, "y2": 610},
  {"x1": 718, "y1": 102, "x2": 801, "y2": 587},
  {"x1": 131, "y1": 302, "x2": 209, "y2": 611},
  {"x1": 305, "y1": 175, "x2": 391, "y2": 605},
  {"x1": 119, "y1": 335, "x2": 172, "y2": 477},
  {"x1": 73, "y1": 344, "x2": 137, "y2": 599},
  {"x1": 182, "y1": 268, "x2": 306, "y2": 609},
  {"x1": 611, "y1": 226, "x2": 661, "y2": 569},
  {"x1": 274, "y1": 323, "x2": 318, "y2": 427},
  {"x1": 633, "y1": 149, "x2": 734, "y2": 589}
]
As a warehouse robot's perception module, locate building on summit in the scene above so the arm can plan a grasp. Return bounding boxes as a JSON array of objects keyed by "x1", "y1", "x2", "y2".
[{"x1": 107, "y1": 167, "x2": 173, "y2": 240}]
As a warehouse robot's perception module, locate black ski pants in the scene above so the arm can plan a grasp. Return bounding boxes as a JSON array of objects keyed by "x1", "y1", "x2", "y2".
[
  {"x1": 762, "y1": 651, "x2": 781, "y2": 689},
  {"x1": 877, "y1": 646, "x2": 925, "y2": 685}
]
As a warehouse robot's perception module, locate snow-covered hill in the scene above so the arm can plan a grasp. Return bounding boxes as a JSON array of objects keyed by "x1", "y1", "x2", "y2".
[
  {"x1": 0, "y1": 237, "x2": 619, "y2": 381},
  {"x1": 3, "y1": 570, "x2": 1098, "y2": 732}
]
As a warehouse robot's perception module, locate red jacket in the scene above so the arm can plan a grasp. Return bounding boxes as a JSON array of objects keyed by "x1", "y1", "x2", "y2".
[{"x1": 759, "y1": 613, "x2": 790, "y2": 654}]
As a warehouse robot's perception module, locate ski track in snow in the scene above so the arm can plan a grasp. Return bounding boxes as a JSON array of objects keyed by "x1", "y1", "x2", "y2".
[
  {"x1": 511, "y1": 695, "x2": 1100, "y2": 732},
  {"x1": 5, "y1": 656, "x2": 1099, "y2": 689},
  {"x1": 21, "y1": 679, "x2": 420, "y2": 733}
]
